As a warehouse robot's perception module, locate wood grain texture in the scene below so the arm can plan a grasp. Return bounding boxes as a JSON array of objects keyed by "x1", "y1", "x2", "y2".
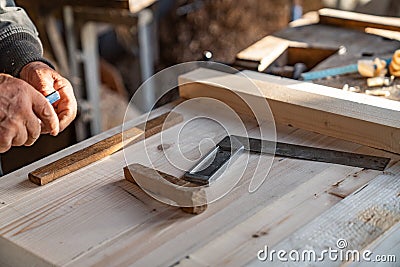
[
  {"x1": 29, "y1": 112, "x2": 183, "y2": 186},
  {"x1": 318, "y1": 8, "x2": 400, "y2": 32},
  {"x1": 174, "y1": 146, "x2": 398, "y2": 267},
  {"x1": 178, "y1": 68, "x2": 400, "y2": 153},
  {"x1": 124, "y1": 164, "x2": 207, "y2": 214},
  {"x1": 246, "y1": 163, "x2": 400, "y2": 267},
  {"x1": 0, "y1": 99, "x2": 398, "y2": 266},
  {"x1": 349, "y1": 222, "x2": 400, "y2": 267}
]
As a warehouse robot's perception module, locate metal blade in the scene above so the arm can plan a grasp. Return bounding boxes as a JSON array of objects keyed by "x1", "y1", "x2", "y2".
[
  {"x1": 221, "y1": 135, "x2": 390, "y2": 171},
  {"x1": 183, "y1": 136, "x2": 244, "y2": 185}
]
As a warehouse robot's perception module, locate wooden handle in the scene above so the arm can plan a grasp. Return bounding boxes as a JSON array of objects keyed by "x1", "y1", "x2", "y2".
[
  {"x1": 29, "y1": 112, "x2": 183, "y2": 186},
  {"x1": 124, "y1": 164, "x2": 207, "y2": 215}
]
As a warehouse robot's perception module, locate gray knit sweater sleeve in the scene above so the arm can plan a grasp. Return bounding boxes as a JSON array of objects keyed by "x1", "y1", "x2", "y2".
[{"x1": 0, "y1": 0, "x2": 52, "y2": 76}]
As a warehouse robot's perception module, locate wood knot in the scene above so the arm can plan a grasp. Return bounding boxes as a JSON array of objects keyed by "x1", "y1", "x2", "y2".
[
  {"x1": 252, "y1": 230, "x2": 269, "y2": 238},
  {"x1": 157, "y1": 143, "x2": 172, "y2": 151}
]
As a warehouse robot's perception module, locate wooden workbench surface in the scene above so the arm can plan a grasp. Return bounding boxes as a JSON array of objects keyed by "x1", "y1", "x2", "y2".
[{"x1": 0, "y1": 99, "x2": 399, "y2": 266}]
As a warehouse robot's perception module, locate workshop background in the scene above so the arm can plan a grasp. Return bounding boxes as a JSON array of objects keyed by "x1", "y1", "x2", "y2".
[{"x1": 3, "y1": 0, "x2": 399, "y2": 173}]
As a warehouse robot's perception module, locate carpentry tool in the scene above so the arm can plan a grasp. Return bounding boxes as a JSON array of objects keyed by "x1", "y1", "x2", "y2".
[
  {"x1": 29, "y1": 112, "x2": 183, "y2": 185},
  {"x1": 46, "y1": 91, "x2": 60, "y2": 105},
  {"x1": 184, "y1": 135, "x2": 391, "y2": 185},
  {"x1": 301, "y1": 58, "x2": 392, "y2": 81}
]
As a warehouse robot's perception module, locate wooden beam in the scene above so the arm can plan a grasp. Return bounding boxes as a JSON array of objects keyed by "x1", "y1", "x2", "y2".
[
  {"x1": 29, "y1": 112, "x2": 183, "y2": 186},
  {"x1": 178, "y1": 68, "x2": 400, "y2": 153},
  {"x1": 124, "y1": 164, "x2": 207, "y2": 215},
  {"x1": 318, "y1": 8, "x2": 400, "y2": 32}
]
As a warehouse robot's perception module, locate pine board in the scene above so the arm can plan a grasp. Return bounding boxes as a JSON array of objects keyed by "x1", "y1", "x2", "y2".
[{"x1": 0, "y1": 99, "x2": 398, "y2": 266}]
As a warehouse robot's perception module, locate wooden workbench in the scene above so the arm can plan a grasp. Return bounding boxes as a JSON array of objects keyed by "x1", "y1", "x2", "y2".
[{"x1": 0, "y1": 94, "x2": 399, "y2": 266}]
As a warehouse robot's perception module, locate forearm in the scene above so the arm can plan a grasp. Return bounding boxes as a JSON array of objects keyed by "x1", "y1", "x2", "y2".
[{"x1": 0, "y1": 0, "x2": 52, "y2": 76}]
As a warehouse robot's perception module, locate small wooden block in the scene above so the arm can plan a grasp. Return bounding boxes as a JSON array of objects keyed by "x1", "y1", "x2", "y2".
[
  {"x1": 29, "y1": 112, "x2": 183, "y2": 186},
  {"x1": 124, "y1": 164, "x2": 207, "y2": 215}
]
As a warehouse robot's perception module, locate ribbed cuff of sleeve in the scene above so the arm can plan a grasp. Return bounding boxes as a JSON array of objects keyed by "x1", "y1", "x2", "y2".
[{"x1": 0, "y1": 31, "x2": 54, "y2": 77}]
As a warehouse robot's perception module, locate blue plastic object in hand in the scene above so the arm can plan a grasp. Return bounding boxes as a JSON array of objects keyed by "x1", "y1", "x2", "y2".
[{"x1": 46, "y1": 91, "x2": 60, "y2": 105}]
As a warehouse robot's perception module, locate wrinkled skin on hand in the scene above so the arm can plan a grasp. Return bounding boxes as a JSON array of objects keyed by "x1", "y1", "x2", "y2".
[
  {"x1": 20, "y1": 61, "x2": 77, "y2": 132},
  {"x1": 0, "y1": 74, "x2": 60, "y2": 153}
]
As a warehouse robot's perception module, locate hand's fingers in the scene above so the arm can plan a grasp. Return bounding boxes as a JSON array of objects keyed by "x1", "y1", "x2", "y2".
[
  {"x1": 0, "y1": 128, "x2": 13, "y2": 153},
  {"x1": 37, "y1": 74, "x2": 55, "y2": 96},
  {"x1": 0, "y1": 143, "x2": 11, "y2": 153},
  {"x1": 58, "y1": 108, "x2": 76, "y2": 132},
  {"x1": 11, "y1": 123, "x2": 28, "y2": 146},
  {"x1": 20, "y1": 63, "x2": 77, "y2": 133},
  {"x1": 20, "y1": 62, "x2": 55, "y2": 95},
  {"x1": 25, "y1": 114, "x2": 41, "y2": 146},
  {"x1": 54, "y1": 79, "x2": 77, "y2": 132},
  {"x1": 30, "y1": 90, "x2": 59, "y2": 136}
]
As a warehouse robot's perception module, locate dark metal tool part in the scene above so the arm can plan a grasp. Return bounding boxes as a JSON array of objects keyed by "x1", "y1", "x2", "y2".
[
  {"x1": 184, "y1": 135, "x2": 391, "y2": 185},
  {"x1": 184, "y1": 136, "x2": 244, "y2": 185}
]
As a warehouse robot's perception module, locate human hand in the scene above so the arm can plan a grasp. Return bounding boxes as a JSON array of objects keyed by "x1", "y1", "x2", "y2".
[
  {"x1": 0, "y1": 74, "x2": 60, "y2": 152},
  {"x1": 20, "y1": 61, "x2": 77, "y2": 132}
]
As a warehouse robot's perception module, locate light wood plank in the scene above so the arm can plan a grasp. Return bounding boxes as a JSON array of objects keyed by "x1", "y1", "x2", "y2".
[
  {"x1": 365, "y1": 27, "x2": 400, "y2": 42},
  {"x1": 63, "y1": 125, "x2": 389, "y2": 267},
  {"x1": 173, "y1": 145, "x2": 399, "y2": 267},
  {"x1": 349, "y1": 223, "x2": 400, "y2": 267},
  {"x1": 0, "y1": 99, "x2": 261, "y2": 265},
  {"x1": 318, "y1": 8, "x2": 400, "y2": 32},
  {"x1": 236, "y1": 36, "x2": 290, "y2": 72},
  {"x1": 246, "y1": 162, "x2": 400, "y2": 266},
  {"x1": 178, "y1": 68, "x2": 400, "y2": 153},
  {"x1": 0, "y1": 98, "x2": 397, "y2": 266}
]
